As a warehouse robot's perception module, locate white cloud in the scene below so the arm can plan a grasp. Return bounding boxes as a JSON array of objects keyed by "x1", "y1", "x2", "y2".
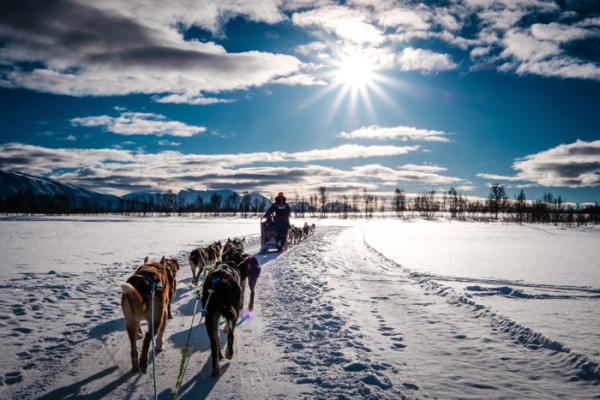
[
  {"x1": 0, "y1": 0, "x2": 308, "y2": 98},
  {"x1": 57, "y1": 134, "x2": 77, "y2": 142},
  {"x1": 530, "y1": 22, "x2": 592, "y2": 43},
  {"x1": 400, "y1": 164, "x2": 447, "y2": 173},
  {"x1": 289, "y1": 144, "x2": 418, "y2": 161},
  {"x1": 510, "y1": 57, "x2": 600, "y2": 81},
  {"x1": 0, "y1": 143, "x2": 135, "y2": 175},
  {"x1": 0, "y1": 142, "x2": 461, "y2": 195},
  {"x1": 295, "y1": 41, "x2": 328, "y2": 56},
  {"x1": 396, "y1": 47, "x2": 457, "y2": 72},
  {"x1": 338, "y1": 125, "x2": 449, "y2": 142},
  {"x1": 477, "y1": 140, "x2": 600, "y2": 187},
  {"x1": 501, "y1": 29, "x2": 561, "y2": 62},
  {"x1": 0, "y1": 142, "x2": 419, "y2": 175},
  {"x1": 499, "y1": 28, "x2": 600, "y2": 80},
  {"x1": 157, "y1": 140, "x2": 181, "y2": 147},
  {"x1": 292, "y1": 5, "x2": 384, "y2": 44},
  {"x1": 271, "y1": 74, "x2": 327, "y2": 86},
  {"x1": 71, "y1": 112, "x2": 206, "y2": 137},
  {"x1": 352, "y1": 164, "x2": 461, "y2": 185},
  {"x1": 153, "y1": 94, "x2": 235, "y2": 105},
  {"x1": 377, "y1": 8, "x2": 430, "y2": 30}
]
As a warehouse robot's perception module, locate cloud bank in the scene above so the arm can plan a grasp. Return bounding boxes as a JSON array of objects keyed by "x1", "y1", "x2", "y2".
[
  {"x1": 339, "y1": 125, "x2": 449, "y2": 142},
  {"x1": 478, "y1": 140, "x2": 600, "y2": 188},
  {"x1": 0, "y1": 142, "x2": 462, "y2": 195},
  {"x1": 71, "y1": 112, "x2": 207, "y2": 137}
]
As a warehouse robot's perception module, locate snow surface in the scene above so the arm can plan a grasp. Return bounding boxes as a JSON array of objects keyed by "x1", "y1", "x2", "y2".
[
  {"x1": 1, "y1": 216, "x2": 599, "y2": 399},
  {"x1": 361, "y1": 219, "x2": 600, "y2": 363},
  {"x1": 0, "y1": 215, "x2": 259, "y2": 278}
]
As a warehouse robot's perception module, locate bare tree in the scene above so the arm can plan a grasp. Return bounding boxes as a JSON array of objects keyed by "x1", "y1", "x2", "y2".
[
  {"x1": 515, "y1": 189, "x2": 526, "y2": 223},
  {"x1": 487, "y1": 184, "x2": 507, "y2": 220},
  {"x1": 448, "y1": 187, "x2": 459, "y2": 219},
  {"x1": 352, "y1": 192, "x2": 360, "y2": 218},
  {"x1": 210, "y1": 193, "x2": 222, "y2": 214},
  {"x1": 340, "y1": 194, "x2": 349, "y2": 219},
  {"x1": 363, "y1": 188, "x2": 374, "y2": 218},
  {"x1": 393, "y1": 188, "x2": 406, "y2": 218},
  {"x1": 319, "y1": 186, "x2": 328, "y2": 217}
]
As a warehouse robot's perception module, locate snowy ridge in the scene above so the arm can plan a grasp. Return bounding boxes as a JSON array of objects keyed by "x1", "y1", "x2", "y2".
[
  {"x1": 362, "y1": 236, "x2": 600, "y2": 383},
  {"x1": 0, "y1": 170, "x2": 120, "y2": 209},
  {"x1": 410, "y1": 272, "x2": 600, "y2": 300}
]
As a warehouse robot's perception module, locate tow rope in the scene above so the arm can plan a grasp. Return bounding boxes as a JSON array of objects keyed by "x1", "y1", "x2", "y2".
[
  {"x1": 150, "y1": 281, "x2": 158, "y2": 400},
  {"x1": 172, "y1": 279, "x2": 215, "y2": 399}
]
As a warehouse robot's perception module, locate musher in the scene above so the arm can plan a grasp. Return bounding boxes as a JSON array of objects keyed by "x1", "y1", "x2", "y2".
[{"x1": 263, "y1": 192, "x2": 291, "y2": 250}]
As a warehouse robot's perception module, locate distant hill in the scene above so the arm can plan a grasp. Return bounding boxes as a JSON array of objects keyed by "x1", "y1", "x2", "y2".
[
  {"x1": 0, "y1": 171, "x2": 120, "y2": 211},
  {"x1": 290, "y1": 201, "x2": 316, "y2": 212},
  {"x1": 0, "y1": 170, "x2": 270, "y2": 213}
]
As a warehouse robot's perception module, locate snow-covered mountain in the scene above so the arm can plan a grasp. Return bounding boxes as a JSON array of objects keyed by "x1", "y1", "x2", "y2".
[
  {"x1": 0, "y1": 170, "x2": 121, "y2": 210},
  {"x1": 0, "y1": 170, "x2": 271, "y2": 212},
  {"x1": 178, "y1": 188, "x2": 240, "y2": 208},
  {"x1": 123, "y1": 189, "x2": 270, "y2": 211},
  {"x1": 241, "y1": 191, "x2": 271, "y2": 211},
  {"x1": 290, "y1": 201, "x2": 316, "y2": 212}
]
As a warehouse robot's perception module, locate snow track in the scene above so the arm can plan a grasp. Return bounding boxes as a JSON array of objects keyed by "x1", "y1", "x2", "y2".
[{"x1": 2, "y1": 225, "x2": 600, "y2": 399}]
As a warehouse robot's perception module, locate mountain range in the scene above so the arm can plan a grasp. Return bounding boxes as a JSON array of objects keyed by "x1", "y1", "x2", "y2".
[{"x1": 0, "y1": 170, "x2": 271, "y2": 212}]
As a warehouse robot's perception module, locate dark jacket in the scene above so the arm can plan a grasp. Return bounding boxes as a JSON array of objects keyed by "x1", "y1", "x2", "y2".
[
  {"x1": 265, "y1": 196, "x2": 291, "y2": 228},
  {"x1": 266, "y1": 202, "x2": 291, "y2": 223}
]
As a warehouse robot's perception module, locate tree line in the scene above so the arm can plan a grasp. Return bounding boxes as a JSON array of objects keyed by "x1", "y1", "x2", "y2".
[
  {"x1": 1, "y1": 185, "x2": 599, "y2": 225},
  {"x1": 288, "y1": 185, "x2": 600, "y2": 225},
  {"x1": 0, "y1": 189, "x2": 266, "y2": 216}
]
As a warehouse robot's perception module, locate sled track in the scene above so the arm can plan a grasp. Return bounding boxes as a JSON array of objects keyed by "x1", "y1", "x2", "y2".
[
  {"x1": 362, "y1": 232, "x2": 600, "y2": 384},
  {"x1": 257, "y1": 226, "x2": 600, "y2": 398}
]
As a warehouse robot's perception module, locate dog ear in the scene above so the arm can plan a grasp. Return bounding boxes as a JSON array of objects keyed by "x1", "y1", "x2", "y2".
[
  {"x1": 160, "y1": 256, "x2": 166, "y2": 264},
  {"x1": 144, "y1": 256, "x2": 148, "y2": 263}
]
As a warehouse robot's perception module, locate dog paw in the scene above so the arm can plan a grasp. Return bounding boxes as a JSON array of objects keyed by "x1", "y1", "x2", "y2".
[
  {"x1": 225, "y1": 348, "x2": 234, "y2": 360},
  {"x1": 210, "y1": 366, "x2": 220, "y2": 377},
  {"x1": 218, "y1": 351, "x2": 224, "y2": 360},
  {"x1": 139, "y1": 359, "x2": 148, "y2": 374}
]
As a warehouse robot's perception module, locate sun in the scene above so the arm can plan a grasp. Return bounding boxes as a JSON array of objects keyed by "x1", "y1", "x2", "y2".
[
  {"x1": 334, "y1": 53, "x2": 376, "y2": 88},
  {"x1": 300, "y1": 46, "x2": 401, "y2": 121}
]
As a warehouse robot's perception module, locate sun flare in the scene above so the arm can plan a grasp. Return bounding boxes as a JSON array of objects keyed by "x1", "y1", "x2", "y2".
[
  {"x1": 334, "y1": 54, "x2": 376, "y2": 88},
  {"x1": 302, "y1": 47, "x2": 400, "y2": 121}
]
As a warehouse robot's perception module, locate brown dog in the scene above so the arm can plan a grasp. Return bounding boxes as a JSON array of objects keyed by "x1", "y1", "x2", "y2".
[
  {"x1": 121, "y1": 257, "x2": 173, "y2": 373},
  {"x1": 237, "y1": 255, "x2": 261, "y2": 311},
  {"x1": 189, "y1": 241, "x2": 222, "y2": 286},
  {"x1": 163, "y1": 258, "x2": 180, "y2": 319},
  {"x1": 202, "y1": 263, "x2": 241, "y2": 377}
]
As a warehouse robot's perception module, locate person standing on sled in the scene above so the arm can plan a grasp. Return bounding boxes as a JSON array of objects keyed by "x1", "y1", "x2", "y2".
[{"x1": 264, "y1": 192, "x2": 291, "y2": 251}]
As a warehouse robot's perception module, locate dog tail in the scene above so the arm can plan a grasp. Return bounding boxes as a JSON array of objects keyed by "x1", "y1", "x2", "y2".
[{"x1": 121, "y1": 282, "x2": 145, "y2": 313}]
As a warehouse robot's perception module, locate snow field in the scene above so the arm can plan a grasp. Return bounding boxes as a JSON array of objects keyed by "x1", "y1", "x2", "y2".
[{"x1": 1, "y1": 216, "x2": 599, "y2": 399}]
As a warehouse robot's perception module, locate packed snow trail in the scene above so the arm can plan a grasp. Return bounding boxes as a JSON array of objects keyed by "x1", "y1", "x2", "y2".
[{"x1": 2, "y1": 226, "x2": 600, "y2": 399}]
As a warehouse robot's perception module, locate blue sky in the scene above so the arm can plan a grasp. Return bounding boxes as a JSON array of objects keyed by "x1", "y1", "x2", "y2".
[{"x1": 0, "y1": 0, "x2": 599, "y2": 203}]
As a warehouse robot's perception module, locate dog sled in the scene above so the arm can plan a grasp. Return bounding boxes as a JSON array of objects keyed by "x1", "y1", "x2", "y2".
[{"x1": 260, "y1": 215, "x2": 283, "y2": 253}]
